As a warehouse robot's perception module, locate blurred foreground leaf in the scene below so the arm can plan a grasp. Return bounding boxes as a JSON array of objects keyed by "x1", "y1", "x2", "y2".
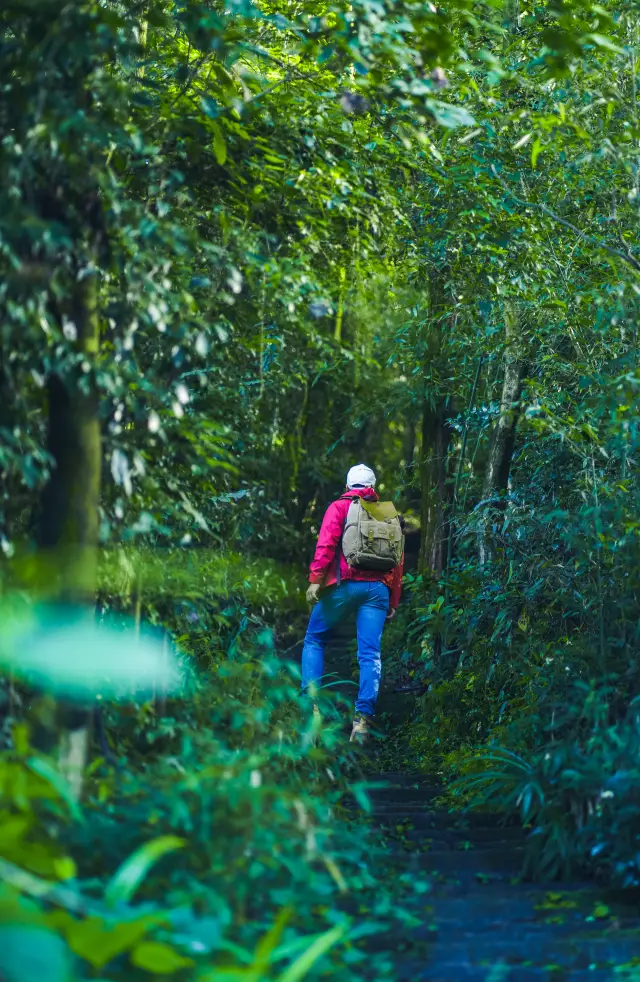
[
  {"x1": 0, "y1": 601, "x2": 181, "y2": 701},
  {"x1": 0, "y1": 924, "x2": 71, "y2": 982},
  {"x1": 277, "y1": 924, "x2": 345, "y2": 982},
  {"x1": 105, "y1": 835, "x2": 186, "y2": 906}
]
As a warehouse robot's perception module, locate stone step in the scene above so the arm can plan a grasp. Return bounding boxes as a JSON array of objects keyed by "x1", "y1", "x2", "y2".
[
  {"x1": 357, "y1": 786, "x2": 443, "y2": 805},
  {"x1": 383, "y1": 846, "x2": 526, "y2": 876},
  {"x1": 380, "y1": 825, "x2": 526, "y2": 848},
  {"x1": 420, "y1": 894, "x2": 590, "y2": 928},
  {"x1": 398, "y1": 964, "x2": 617, "y2": 982},
  {"x1": 415, "y1": 916, "x2": 610, "y2": 942},
  {"x1": 430, "y1": 879, "x2": 600, "y2": 901},
  {"x1": 369, "y1": 772, "x2": 438, "y2": 786},
  {"x1": 405, "y1": 930, "x2": 640, "y2": 966},
  {"x1": 359, "y1": 771, "x2": 640, "y2": 981},
  {"x1": 370, "y1": 803, "x2": 516, "y2": 826},
  {"x1": 428, "y1": 874, "x2": 595, "y2": 899}
]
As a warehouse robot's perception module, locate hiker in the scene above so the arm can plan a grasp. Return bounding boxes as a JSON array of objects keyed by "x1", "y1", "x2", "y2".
[{"x1": 302, "y1": 464, "x2": 404, "y2": 742}]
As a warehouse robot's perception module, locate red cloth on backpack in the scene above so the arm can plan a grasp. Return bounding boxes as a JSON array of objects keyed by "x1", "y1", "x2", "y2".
[{"x1": 308, "y1": 487, "x2": 404, "y2": 609}]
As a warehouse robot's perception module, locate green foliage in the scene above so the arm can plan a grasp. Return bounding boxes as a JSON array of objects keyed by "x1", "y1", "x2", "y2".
[
  {"x1": 0, "y1": 663, "x2": 431, "y2": 981},
  {"x1": 3, "y1": 1, "x2": 640, "y2": 978}
]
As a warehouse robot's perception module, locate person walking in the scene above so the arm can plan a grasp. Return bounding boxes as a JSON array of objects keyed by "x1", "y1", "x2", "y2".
[{"x1": 302, "y1": 464, "x2": 404, "y2": 742}]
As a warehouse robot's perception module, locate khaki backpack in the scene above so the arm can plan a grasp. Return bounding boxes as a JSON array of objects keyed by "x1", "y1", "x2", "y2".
[{"x1": 340, "y1": 496, "x2": 404, "y2": 572}]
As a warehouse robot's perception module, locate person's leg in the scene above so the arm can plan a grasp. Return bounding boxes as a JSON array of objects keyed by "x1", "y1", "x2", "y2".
[
  {"x1": 301, "y1": 586, "x2": 348, "y2": 695},
  {"x1": 354, "y1": 581, "x2": 390, "y2": 717}
]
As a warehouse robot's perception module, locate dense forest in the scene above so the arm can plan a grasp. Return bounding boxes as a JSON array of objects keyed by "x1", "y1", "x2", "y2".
[{"x1": 2, "y1": 0, "x2": 640, "y2": 979}]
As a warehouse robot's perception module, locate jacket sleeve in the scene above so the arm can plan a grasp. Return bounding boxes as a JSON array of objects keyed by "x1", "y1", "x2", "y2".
[
  {"x1": 390, "y1": 554, "x2": 404, "y2": 610},
  {"x1": 309, "y1": 500, "x2": 345, "y2": 584}
]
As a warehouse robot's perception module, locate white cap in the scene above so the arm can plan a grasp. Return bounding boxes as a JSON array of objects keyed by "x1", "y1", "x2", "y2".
[{"x1": 346, "y1": 464, "x2": 376, "y2": 489}]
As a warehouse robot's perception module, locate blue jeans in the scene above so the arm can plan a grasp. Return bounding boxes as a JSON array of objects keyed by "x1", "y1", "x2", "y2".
[{"x1": 301, "y1": 580, "x2": 390, "y2": 717}]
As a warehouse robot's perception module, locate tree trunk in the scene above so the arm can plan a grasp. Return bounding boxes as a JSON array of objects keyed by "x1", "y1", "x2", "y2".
[
  {"x1": 419, "y1": 400, "x2": 452, "y2": 575},
  {"x1": 418, "y1": 267, "x2": 453, "y2": 577},
  {"x1": 478, "y1": 304, "x2": 525, "y2": 565},
  {"x1": 40, "y1": 273, "x2": 101, "y2": 598},
  {"x1": 402, "y1": 417, "x2": 420, "y2": 510},
  {"x1": 39, "y1": 269, "x2": 101, "y2": 798}
]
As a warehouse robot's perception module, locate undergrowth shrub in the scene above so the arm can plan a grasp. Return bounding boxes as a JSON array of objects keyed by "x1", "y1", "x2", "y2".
[
  {"x1": 0, "y1": 602, "x2": 429, "y2": 982},
  {"x1": 451, "y1": 705, "x2": 640, "y2": 886}
]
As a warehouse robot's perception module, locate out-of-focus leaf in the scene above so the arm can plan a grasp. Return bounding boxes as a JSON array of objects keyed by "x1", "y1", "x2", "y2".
[
  {"x1": 426, "y1": 99, "x2": 476, "y2": 129},
  {"x1": 0, "y1": 925, "x2": 71, "y2": 982},
  {"x1": 64, "y1": 914, "x2": 159, "y2": 970},
  {"x1": 26, "y1": 757, "x2": 84, "y2": 823},
  {"x1": 0, "y1": 602, "x2": 180, "y2": 701},
  {"x1": 277, "y1": 925, "x2": 345, "y2": 982},
  {"x1": 105, "y1": 836, "x2": 185, "y2": 906},
  {"x1": 212, "y1": 122, "x2": 227, "y2": 165},
  {"x1": 130, "y1": 941, "x2": 194, "y2": 973}
]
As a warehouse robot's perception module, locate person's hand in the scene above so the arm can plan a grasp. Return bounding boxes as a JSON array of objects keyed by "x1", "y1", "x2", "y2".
[
  {"x1": 306, "y1": 583, "x2": 321, "y2": 605},
  {"x1": 386, "y1": 608, "x2": 397, "y2": 621}
]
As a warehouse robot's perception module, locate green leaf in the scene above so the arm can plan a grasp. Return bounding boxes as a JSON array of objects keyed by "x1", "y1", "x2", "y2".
[
  {"x1": 585, "y1": 33, "x2": 624, "y2": 54},
  {"x1": 104, "y1": 836, "x2": 185, "y2": 906},
  {"x1": 130, "y1": 941, "x2": 194, "y2": 974},
  {"x1": 26, "y1": 757, "x2": 84, "y2": 824},
  {"x1": 200, "y1": 96, "x2": 220, "y2": 118},
  {"x1": 212, "y1": 122, "x2": 228, "y2": 165},
  {"x1": 0, "y1": 926, "x2": 71, "y2": 982},
  {"x1": 64, "y1": 915, "x2": 159, "y2": 970},
  {"x1": 531, "y1": 137, "x2": 542, "y2": 169},
  {"x1": 277, "y1": 925, "x2": 344, "y2": 982},
  {"x1": 252, "y1": 907, "x2": 292, "y2": 972},
  {"x1": 512, "y1": 132, "x2": 532, "y2": 150},
  {"x1": 351, "y1": 783, "x2": 372, "y2": 814},
  {"x1": 426, "y1": 100, "x2": 476, "y2": 129},
  {"x1": 0, "y1": 603, "x2": 180, "y2": 701}
]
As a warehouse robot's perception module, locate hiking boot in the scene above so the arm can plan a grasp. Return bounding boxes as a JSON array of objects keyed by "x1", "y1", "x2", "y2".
[{"x1": 350, "y1": 714, "x2": 370, "y2": 743}]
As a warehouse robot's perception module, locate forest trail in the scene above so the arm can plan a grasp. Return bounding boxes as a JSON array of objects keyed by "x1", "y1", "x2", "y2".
[{"x1": 359, "y1": 772, "x2": 640, "y2": 981}]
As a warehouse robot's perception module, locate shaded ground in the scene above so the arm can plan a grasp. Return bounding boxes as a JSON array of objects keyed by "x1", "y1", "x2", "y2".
[{"x1": 356, "y1": 772, "x2": 640, "y2": 982}]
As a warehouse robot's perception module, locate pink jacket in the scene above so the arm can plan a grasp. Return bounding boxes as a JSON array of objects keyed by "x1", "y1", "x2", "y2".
[{"x1": 309, "y1": 487, "x2": 404, "y2": 609}]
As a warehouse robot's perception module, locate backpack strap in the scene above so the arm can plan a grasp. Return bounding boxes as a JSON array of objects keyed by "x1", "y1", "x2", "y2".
[{"x1": 335, "y1": 495, "x2": 361, "y2": 584}]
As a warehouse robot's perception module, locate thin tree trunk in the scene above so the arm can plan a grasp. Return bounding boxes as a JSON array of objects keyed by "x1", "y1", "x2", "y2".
[
  {"x1": 41, "y1": 273, "x2": 101, "y2": 597},
  {"x1": 478, "y1": 304, "x2": 525, "y2": 565},
  {"x1": 39, "y1": 268, "x2": 101, "y2": 798},
  {"x1": 419, "y1": 401, "x2": 453, "y2": 575},
  {"x1": 445, "y1": 355, "x2": 484, "y2": 579},
  {"x1": 403, "y1": 418, "x2": 417, "y2": 472},
  {"x1": 419, "y1": 267, "x2": 453, "y2": 577},
  {"x1": 402, "y1": 417, "x2": 420, "y2": 509}
]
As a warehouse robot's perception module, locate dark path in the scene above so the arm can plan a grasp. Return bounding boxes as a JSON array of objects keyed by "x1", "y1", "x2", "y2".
[{"x1": 361, "y1": 772, "x2": 640, "y2": 981}]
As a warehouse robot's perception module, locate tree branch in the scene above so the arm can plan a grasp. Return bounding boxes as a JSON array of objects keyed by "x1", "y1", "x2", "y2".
[{"x1": 491, "y1": 166, "x2": 640, "y2": 274}]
